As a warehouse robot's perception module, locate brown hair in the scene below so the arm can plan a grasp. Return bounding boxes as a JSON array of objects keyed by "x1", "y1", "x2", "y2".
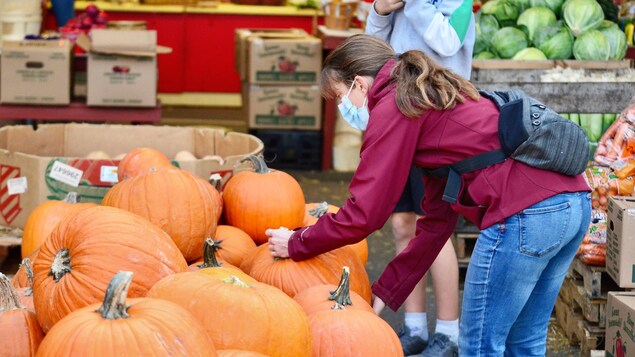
[{"x1": 320, "y1": 34, "x2": 480, "y2": 117}]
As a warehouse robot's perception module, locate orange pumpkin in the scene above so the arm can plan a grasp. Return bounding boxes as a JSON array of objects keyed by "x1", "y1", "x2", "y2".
[
  {"x1": 37, "y1": 271, "x2": 217, "y2": 357},
  {"x1": 303, "y1": 201, "x2": 369, "y2": 265},
  {"x1": 188, "y1": 239, "x2": 241, "y2": 272},
  {"x1": 218, "y1": 351, "x2": 268, "y2": 357},
  {"x1": 12, "y1": 249, "x2": 38, "y2": 288},
  {"x1": 192, "y1": 174, "x2": 223, "y2": 222},
  {"x1": 210, "y1": 225, "x2": 257, "y2": 267},
  {"x1": 240, "y1": 244, "x2": 371, "y2": 302},
  {"x1": 102, "y1": 168, "x2": 219, "y2": 262},
  {"x1": 293, "y1": 266, "x2": 374, "y2": 316},
  {"x1": 148, "y1": 273, "x2": 312, "y2": 356},
  {"x1": 21, "y1": 192, "x2": 97, "y2": 259},
  {"x1": 33, "y1": 206, "x2": 188, "y2": 332},
  {"x1": 117, "y1": 147, "x2": 172, "y2": 181},
  {"x1": 308, "y1": 304, "x2": 403, "y2": 357},
  {"x1": 0, "y1": 273, "x2": 44, "y2": 356},
  {"x1": 223, "y1": 156, "x2": 305, "y2": 245}
]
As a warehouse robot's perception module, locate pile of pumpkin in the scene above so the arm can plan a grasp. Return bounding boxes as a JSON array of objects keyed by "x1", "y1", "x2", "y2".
[{"x1": 2, "y1": 149, "x2": 403, "y2": 357}]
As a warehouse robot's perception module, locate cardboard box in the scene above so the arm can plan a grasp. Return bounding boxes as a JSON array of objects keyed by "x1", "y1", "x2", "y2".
[
  {"x1": 0, "y1": 123, "x2": 264, "y2": 228},
  {"x1": 606, "y1": 292, "x2": 635, "y2": 357},
  {"x1": 607, "y1": 196, "x2": 635, "y2": 288},
  {"x1": 244, "y1": 84, "x2": 322, "y2": 130},
  {"x1": 235, "y1": 28, "x2": 321, "y2": 85},
  {"x1": 77, "y1": 30, "x2": 171, "y2": 107},
  {"x1": 0, "y1": 39, "x2": 72, "y2": 105}
]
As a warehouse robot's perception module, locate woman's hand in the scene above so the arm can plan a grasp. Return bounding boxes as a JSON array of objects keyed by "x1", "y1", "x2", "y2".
[
  {"x1": 372, "y1": 295, "x2": 386, "y2": 315},
  {"x1": 265, "y1": 228, "x2": 294, "y2": 258},
  {"x1": 374, "y1": 0, "x2": 405, "y2": 16}
]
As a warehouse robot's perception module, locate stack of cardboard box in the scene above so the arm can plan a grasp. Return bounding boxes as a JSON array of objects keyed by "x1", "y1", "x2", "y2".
[
  {"x1": 0, "y1": 30, "x2": 168, "y2": 108},
  {"x1": 606, "y1": 197, "x2": 635, "y2": 357},
  {"x1": 235, "y1": 29, "x2": 323, "y2": 170}
]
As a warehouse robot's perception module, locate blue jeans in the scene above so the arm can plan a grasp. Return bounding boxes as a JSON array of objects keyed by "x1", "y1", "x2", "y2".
[{"x1": 459, "y1": 192, "x2": 591, "y2": 356}]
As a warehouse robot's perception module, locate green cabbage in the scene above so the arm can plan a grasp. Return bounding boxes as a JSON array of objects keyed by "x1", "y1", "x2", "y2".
[
  {"x1": 512, "y1": 47, "x2": 548, "y2": 59},
  {"x1": 597, "y1": 20, "x2": 628, "y2": 60},
  {"x1": 510, "y1": 0, "x2": 531, "y2": 13},
  {"x1": 481, "y1": 0, "x2": 520, "y2": 27},
  {"x1": 572, "y1": 29, "x2": 610, "y2": 60},
  {"x1": 516, "y1": 7, "x2": 557, "y2": 43},
  {"x1": 474, "y1": 13, "x2": 500, "y2": 53},
  {"x1": 475, "y1": 51, "x2": 498, "y2": 59},
  {"x1": 529, "y1": 0, "x2": 565, "y2": 15},
  {"x1": 491, "y1": 27, "x2": 529, "y2": 58},
  {"x1": 534, "y1": 22, "x2": 574, "y2": 59},
  {"x1": 563, "y1": 0, "x2": 604, "y2": 36}
]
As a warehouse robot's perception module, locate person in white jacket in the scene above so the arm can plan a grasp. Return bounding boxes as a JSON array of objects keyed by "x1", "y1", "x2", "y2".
[{"x1": 365, "y1": 0, "x2": 475, "y2": 355}]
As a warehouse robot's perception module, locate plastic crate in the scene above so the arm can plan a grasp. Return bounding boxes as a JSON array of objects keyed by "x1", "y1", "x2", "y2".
[{"x1": 250, "y1": 129, "x2": 322, "y2": 171}]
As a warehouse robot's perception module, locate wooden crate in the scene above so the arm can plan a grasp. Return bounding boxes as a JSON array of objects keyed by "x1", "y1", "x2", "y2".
[{"x1": 554, "y1": 293, "x2": 605, "y2": 355}]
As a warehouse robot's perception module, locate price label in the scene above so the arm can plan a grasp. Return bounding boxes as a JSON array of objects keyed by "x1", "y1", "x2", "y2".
[
  {"x1": 48, "y1": 161, "x2": 83, "y2": 187},
  {"x1": 100, "y1": 166, "x2": 119, "y2": 183},
  {"x1": 7, "y1": 177, "x2": 27, "y2": 195}
]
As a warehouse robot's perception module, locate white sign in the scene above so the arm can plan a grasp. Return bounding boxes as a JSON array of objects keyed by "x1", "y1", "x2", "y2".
[
  {"x1": 100, "y1": 165, "x2": 119, "y2": 183},
  {"x1": 48, "y1": 161, "x2": 83, "y2": 187},
  {"x1": 7, "y1": 177, "x2": 27, "y2": 195}
]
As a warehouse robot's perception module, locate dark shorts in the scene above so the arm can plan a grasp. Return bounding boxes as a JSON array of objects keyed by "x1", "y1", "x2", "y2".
[{"x1": 394, "y1": 166, "x2": 425, "y2": 215}]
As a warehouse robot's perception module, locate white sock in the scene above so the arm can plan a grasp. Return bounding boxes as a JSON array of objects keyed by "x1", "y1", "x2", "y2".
[
  {"x1": 405, "y1": 312, "x2": 428, "y2": 341},
  {"x1": 435, "y1": 319, "x2": 459, "y2": 345}
]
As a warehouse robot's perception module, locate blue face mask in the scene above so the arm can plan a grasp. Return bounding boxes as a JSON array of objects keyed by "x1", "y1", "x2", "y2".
[{"x1": 338, "y1": 80, "x2": 369, "y2": 131}]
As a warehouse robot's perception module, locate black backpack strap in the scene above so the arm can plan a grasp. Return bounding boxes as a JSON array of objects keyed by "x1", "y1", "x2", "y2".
[{"x1": 420, "y1": 149, "x2": 508, "y2": 204}]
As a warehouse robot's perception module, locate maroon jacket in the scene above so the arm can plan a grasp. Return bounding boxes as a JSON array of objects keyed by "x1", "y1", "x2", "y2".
[{"x1": 288, "y1": 59, "x2": 590, "y2": 311}]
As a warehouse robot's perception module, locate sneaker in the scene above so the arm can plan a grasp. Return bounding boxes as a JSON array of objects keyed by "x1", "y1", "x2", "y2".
[
  {"x1": 398, "y1": 325, "x2": 428, "y2": 356},
  {"x1": 420, "y1": 333, "x2": 458, "y2": 357}
]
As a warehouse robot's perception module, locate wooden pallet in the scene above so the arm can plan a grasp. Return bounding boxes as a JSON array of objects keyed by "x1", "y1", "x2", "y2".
[
  {"x1": 569, "y1": 257, "x2": 621, "y2": 299},
  {"x1": 555, "y1": 294, "x2": 606, "y2": 355},
  {"x1": 563, "y1": 277, "x2": 607, "y2": 324},
  {"x1": 453, "y1": 232, "x2": 478, "y2": 260}
]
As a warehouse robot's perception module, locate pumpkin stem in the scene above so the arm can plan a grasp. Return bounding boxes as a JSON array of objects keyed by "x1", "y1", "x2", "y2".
[
  {"x1": 97, "y1": 271, "x2": 133, "y2": 320},
  {"x1": 49, "y1": 248, "x2": 71, "y2": 282},
  {"x1": 21, "y1": 258, "x2": 34, "y2": 297},
  {"x1": 308, "y1": 202, "x2": 329, "y2": 218},
  {"x1": 241, "y1": 155, "x2": 270, "y2": 174},
  {"x1": 222, "y1": 275, "x2": 251, "y2": 289},
  {"x1": 209, "y1": 174, "x2": 223, "y2": 192},
  {"x1": 197, "y1": 238, "x2": 224, "y2": 269},
  {"x1": 328, "y1": 266, "x2": 352, "y2": 310},
  {"x1": 63, "y1": 192, "x2": 81, "y2": 203},
  {"x1": 0, "y1": 273, "x2": 23, "y2": 311}
]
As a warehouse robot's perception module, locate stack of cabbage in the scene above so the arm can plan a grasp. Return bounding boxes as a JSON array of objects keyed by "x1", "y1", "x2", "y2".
[{"x1": 474, "y1": 0, "x2": 628, "y2": 60}]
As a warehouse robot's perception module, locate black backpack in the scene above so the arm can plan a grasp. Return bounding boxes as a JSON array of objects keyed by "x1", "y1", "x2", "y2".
[{"x1": 422, "y1": 89, "x2": 589, "y2": 204}]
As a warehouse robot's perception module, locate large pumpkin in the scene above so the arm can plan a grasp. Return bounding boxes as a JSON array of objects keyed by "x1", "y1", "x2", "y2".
[
  {"x1": 303, "y1": 201, "x2": 369, "y2": 265},
  {"x1": 223, "y1": 155, "x2": 305, "y2": 245},
  {"x1": 201, "y1": 225, "x2": 257, "y2": 267},
  {"x1": 37, "y1": 272, "x2": 217, "y2": 357},
  {"x1": 147, "y1": 273, "x2": 312, "y2": 356},
  {"x1": 33, "y1": 206, "x2": 188, "y2": 332},
  {"x1": 117, "y1": 147, "x2": 172, "y2": 181},
  {"x1": 240, "y1": 244, "x2": 371, "y2": 302},
  {"x1": 21, "y1": 192, "x2": 97, "y2": 259},
  {"x1": 102, "y1": 168, "x2": 219, "y2": 262},
  {"x1": 308, "y1": 304, "x2": 403, "y2": 357},
  {"x1": 0, "y1": 273, "x2": 44, "y2": 356},
  {"x1": 293, "y1": 266, "x2": 374, "y2": 316}
]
